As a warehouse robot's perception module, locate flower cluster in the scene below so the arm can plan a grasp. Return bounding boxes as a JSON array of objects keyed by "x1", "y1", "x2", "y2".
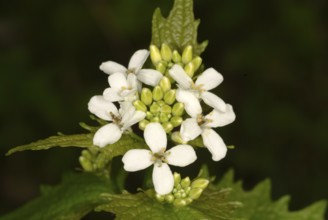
[{"x1": 88, "y1": 44, "x2": 235, "y2": 198}]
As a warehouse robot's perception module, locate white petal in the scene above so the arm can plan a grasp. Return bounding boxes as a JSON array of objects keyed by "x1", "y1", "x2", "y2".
[
  {"x1": 201, "y1": 91, "x2": 227, "y2": 112},
  {"x1": 176, "y1": 89, "x2": 202, "y2": 118},
  {"x1": 93, "y1": 124, "x2": 122, "y2": 147},
  {"x1": 166, "y1": 145, "x2": 197, "y2": 167},
  {"x1": 128, "y1": 49, "x2": 149, "y2": 72},
  {"x1": 137, "y1": 69, "x2": 163, "y2": 86},
  {"x1": 205, "y1": 104, "x2": 236, "y2": 128},
  {"x1": 180, "y1": 118, "x2": 202, "y2": 142},
  {"x1": 88, "y1": 95, "x2": 118, "y2": 121},
  {"x1": 122, "y1": 111, "x2": 146, "y2": 130},
  {"x1": 108, "y1": 72, "x2": 129, "y2": 90},
  {"x1": 144, "y1": 122, "x2": 167, "y2": 153},
  {"x1": 99, "y1": 61, "x2": 127, "y2": 75},
  {"x1": 169, "y1": 65, "x2": 192, "y2": 89},
  {"x1": 201, "y1": 128, "x2": 227, "y2": 161},
  {"x1": 127, "y1": 74, "x2": 138, "y2": 90},
  {"x1": 153, "y1": 163, "x2": 174, "y2": 195},
  {"x1": 195, "y1": 68, "x2": 223, "y2": 91},
  {"x1": 122, "y1": 149, "x2": 153, "y2": 171},
  {"x1": 103, "y1": 88, "x2": 124, "y2": 102}
]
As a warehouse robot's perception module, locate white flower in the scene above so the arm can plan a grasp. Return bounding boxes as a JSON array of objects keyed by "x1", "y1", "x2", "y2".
[
  {"x1": 122, "y1": 123, "x2": 197, "y2": 195},
  {"x1": 88, "y1": 95, "x2": 146, "y2": 147},
  {"x1": 100, "y1": 49, "x2": 163, "y2": 87},
  {"x1": 169, "y1": 64, "x2": 227, "y2": 118},
  {"x1": 180, "y1": 104, "x2": 235, "y2": 161}
]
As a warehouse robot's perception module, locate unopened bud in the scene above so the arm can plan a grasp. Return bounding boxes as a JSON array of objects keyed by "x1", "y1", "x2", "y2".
[
  {"x1": 171, "y1": 131, "x2": 185, "y2": 144},
  {"x1": 191, "y1": 178, "x2": 210, "y2": 190},
  {"x1": 162, "y1": 122, "x2": 173, "y2": 133},
  {"x1": 185, "y1": 186, "x2": 191, "y2": 194},
  {"x1": 192, "y1": 56, "x2": 202, "y2": 71},
  {"x1": 161, "y1": 104, "x2": 172, "y2": 114},
  {"x1": 141, "y1": 88, "x2": 153, "y2": 106},
  {"x1": 161, "y1": 43, "x2": 172, "y2": 62},
  {"x1": 174, "y1": 172, "x2": 181, "y2": 186},
  {"x1": 150, "y1": 45, "x2": 162, "y2": 65},
  {"x1": 156, "y1": 61, "x2": 167, "y2": 74},
  {"x1": 182, "y1": 46, "x2": 193, "y2": 64},
  {"x1": 159, "y1": 76, "x2": 171, "y2": 93},
  {"x1": 151, "y1": 116, "x2": 160, "y2": 122},
  {"x1": 164, "y1": 90, "x2": 176, "y2": 105},
  {"x1": 152, "y1": 86, "x2": 163, "y2": 101},
  {"x1": 184, "y1": 62, "x2": 195, "y2": 77},
  {"x1": 185, "y1": 197, "x2": 193, "y2": 205},
  {"x1": 79, "y1": 156, "x2": 93, "y2": 172},
  {"x1": 173, "y1": 198, "x2": 187, "y2": 207},
  {"x1": 159, "y1": 113, "x2": 170, "y2": 123},
  {"x1": 150, "y1": 103, "x2": 160, "y2": 114},
  {"x1": 174, "y1": 192, "x2": 182, "y2": 199},
  {"x1": 181, "y1": 177, "x2": 191, "y2": 188},
  {"x1": 155, "y1": 193, "x2": 165, "y2": 202},
  {"x1": 133, "y1": 100, "x2": 147, "y2": 112},
  {"x1": 172, "y1": 50, "x2": 182, "y2": 63},
  {"x1": 81, "y1": 150, "x2": 92, "y2": 160},
  {"x1": 172, "y1": 103, "x2": 185, "y2": 116},
  {"x1": 170, "y1": 116, "x2": 183, "y2": 127},
  {"x1": 188, "y1": 188, "x2": 203, "y2": 200},
  {"x1": 165, "y1": 194, "x2": 175, "y2": 203},
  {"x1": 146, "y1": 111, "x2": 153, "y2": 120},
  {"x1": 139, "y1": 119, "x2": 149, "y2": 130}
]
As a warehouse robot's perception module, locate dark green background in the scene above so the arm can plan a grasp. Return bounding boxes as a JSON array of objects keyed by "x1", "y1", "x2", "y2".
[{"x1": 1, "y1": 0, "x2": 327, "y2": 218}]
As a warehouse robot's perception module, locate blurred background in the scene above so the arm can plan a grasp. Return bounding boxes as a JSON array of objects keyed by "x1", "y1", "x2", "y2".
[{"x1": 0, "y1": 0, "x2": 327, "y2": 218}]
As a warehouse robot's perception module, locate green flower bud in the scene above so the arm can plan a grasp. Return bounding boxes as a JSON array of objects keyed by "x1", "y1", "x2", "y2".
[
  {"x1": 151, "y1": 116, "x2": 160, "y2": 122},
  {"x1": 162, "y1": 122, "x2": 173, "y2": 133},
  {"x1": 184, "y1": 62, "x2": 195, "y2": 77},
  {"x1": 150, "y1": 45, "x2": 162, "y2": 65},
  {"x1": 159, "y1": 76, "x2": 171, "y2": 93},
  {"x1": 174, "y1": 172, "x2": 181, "y2": 187},
  {"x1": 146, "y1": 111, "x2": 153, "y2": 120},
  {"x1": 191, "y1": 178, "x2": 210, "y2": 190},
  {"x1": 185, "y1": 197, "x2": 193, "y2": 205},
  {"x1": 181, "y1": 192, "x2": 187, "y2": 198},
  {"x1": 165, "y1": 194, "x2": 175, "y2": 203},
  {"x1": 81, "y1": 149, "x2": 92, "y2": 160},
  {"x1": 172, "y1": 50, "x2": 182, "y2": 63},
  {"x1": 185, "y1": 186, "x2": 191, "y2": 194},
  {"x1": 174, "y1": 192, "x2": 182, "y2": 199},
  {"x1": 173, "y1": 198, "x2": 187, "y2": 207},
  {"x1": 79, "y1": 156, "x2": 93, "y2": 172},
  {"x1": 161, "y1": 43, "x2": 172, "y2": 62},
  {"x1": 182, "y1": 45, "x2": 193, "y2": 64},
  {"x1": 171, "y1": 131, "x2": 185, "y2": 144},
  {"x1": 155, "y1": 193, "x2": 165, "y2": 202},
  {"x1": 164, "y1": 90, "x2": 176, "y2": 105},
  {"x1": 170, "y1": 116, "x2": 183, "y2": 127},
  {"x1": 181, "y1": 177, "x2": 191, "y2": 188},
  {"x1": 172, "y1": 103, "x2": 185, "y2": 116},
  {"x1": 139, "y1": 119, "x2": 149, "y2": 130},
  {"x1": 188, "y1": 188, "x2": 203, "y2": 200},
  {"x1": 160, "y1": 113, "x2": 170, "y2": 123},
  {"x1": 150, "y1": 103, "x2": 160, "y2": 114},
  {"x1": 156, "y1": 61, "x2": 167, "y2": 74},
  {"x1": 152, "y1": 86, "x2": 163, "y2": 101},
  {"x1": 161, "y1": 104, "x2": 172, "y2": 114},
  {"x1": 192, "y1": 56, "x2": 202, "y2": 71},
  {"x1": 141, "y1": 88, "x2": 153, "y2": 106},
  {"x1": 157, "y1": 100, "x2": 165, "y2": 107},
  {"x1": 133, "y1": 100, "x2": 147, "y2": 112}
]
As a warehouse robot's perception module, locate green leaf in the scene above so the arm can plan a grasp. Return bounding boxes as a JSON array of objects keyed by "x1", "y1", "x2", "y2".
[
  {"x1": 96, "y1": 188, "x2": 241, "y2": 220},
  {"x1": 0, "y1": 173, "x2": 113, "y2": 220},
  {"x1": 151, "y1": 0, "x2": 208, "y2": 56},
  {"x1": 217, "y1": 170, "x2": 327, "y2": 220},
  {"x1": 6, "y1": 133, "x2": 94, "y2": 156}
]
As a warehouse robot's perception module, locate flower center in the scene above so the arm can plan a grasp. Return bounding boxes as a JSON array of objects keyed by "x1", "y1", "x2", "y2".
[
  {"x1": 126, "y1": 68, "x2": 136, "y2": 74},
  {"x1": 110, "y1": 112, "x2": 122, "y2": 125},
  {"x1": 197, "y1": 114, "x2": 212, "y2": 127},
  {"x1": 151, "y1": 148, "x2": 170, "y2": 167}
]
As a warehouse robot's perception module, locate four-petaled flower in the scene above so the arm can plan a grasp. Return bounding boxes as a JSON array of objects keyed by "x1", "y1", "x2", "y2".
[
  {"x1": 180, "y1": 104, "x2": 235, "y2": 161},
  {"x1": 169, "y1": 64, "x2": 227, "y2": 118},
  {"x1": 88, "y1": 95, "x2": 146, "y2": 147},
  {"x1": 122, "y1": 122, "x2": 197, "y2": 195}
]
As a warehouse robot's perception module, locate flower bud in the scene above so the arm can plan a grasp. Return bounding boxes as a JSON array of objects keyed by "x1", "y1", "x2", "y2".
[
  {"x1": 174, "y1": 192, "x2": 182, "y2": 199},
  {"x1": 159, "y1": 76, "x2": 171, "y2": 93},
  {"x1": 182, "y1": 45, "x2": 193, "y2": 64},
  {"x1": 185, "y1": 186, "x2": 191, "y2": 194},
  {"x1": 150, "y1": 45, "x2": 162, "y2": 65},
  {"x1": 181, "y1": 177, "x2": 191, "y2": 188},
  {"x1": 139, "y1": 119, "x2": 149, "y2": 130},
  {"x1": 161, "y1": 104, "x2": 172, "y2": 114},
  {"x1": 79, "y1": 156, "x2": 93, "y2": 172},
  {"x1": 133, "y1": 100, "x2": 147, "y2": 112},
  {"x1": 171, "y1": 131, "x2": 185, "y2": 144},
  {"x1": 185, "y1": 197, "x2": 193, "y2": 205},
  {"x1": 162, "y1": 122, "x2": 173, "y2": 133},
  {"x1": 172, "y1": 50, "x2": 181, "y2": 63},
  {"x1": 156, "y1": 61, "x2": 167, "y2": 74},
  {"x1": 146, "y1": 111, "x2": 153, "y2": 120},
  {"x1": 191, "y1": 178, "x2": 210, "y2": 190},
  {"x1": 173, "y1": 198, "x2": 187, "y2": 207},
  {"x1": 164, "y1": 90, "x2": 176, "y2": 105},
  {"x1": 157, "y1": 100, "x2": 165, "y2": 107},
  {"x1": 160, "y1": 113, "x2": 170, "y2": 123},
  {"x1": 165, "y1": 194, "x2": 175, "y2": 203},
  {"x1": 152, "y1": 86, "x2": 163, "y2": 101},
  {"x1": 160, "y1": 43, "x2": 172, "y2": 62},
  {"x1": 151, "y1": 116, "x2": 160, "y2": 122},
  {"x1": 192, "y1": 56, "x2": 202, "y2": 71},
  {"x1": 174, "y1": 172, "x2": 181, "y2": 186},
  {"x1": 155, "y1": 193, "x2": 165, "y2": 202},
  {"x1": 188, "y1": 188, "x2": 203, "y2": 200},
  {"x1": 184, "y1": 62, "x2": 195, "y2": 77},
  {"x1": 150, "y1": 103, "x2": 160, "y2": 113},
  {"x1": 172, "y1": 103, "x2": 185, "y2": 116},
  {"x1": 81, "y1": 149, "x2": 92, "y2": 160},
  {"x1": 170, "y1": 116, "x2": 183, "y2": 127},
  {"x1": 141, "y1": 88, "x2": 153, "y2": 106}
]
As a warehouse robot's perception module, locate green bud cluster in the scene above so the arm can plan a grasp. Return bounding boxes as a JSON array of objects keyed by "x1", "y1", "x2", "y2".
[
  {"x1": 150, "y1": 44, "x2": 203, "y2": 79},
  {"x1": 79, "y1": 149, "x2": 110, "y2": 176},
  {"x1": 155, "y1": 172, "x2": 210, "y2": 207},
  {"x1": 133, "y1": 77, "x2": 185, "y2": 133}
]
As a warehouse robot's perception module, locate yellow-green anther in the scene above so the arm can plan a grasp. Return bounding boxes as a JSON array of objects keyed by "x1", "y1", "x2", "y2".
[
  {"x1": 150, "y1": 45, "x2": 162, "y2": 65},
  {"x1": 162, "y1": 122, "x2": 173, "y2": 133},
  {"x1": 161, "y1": 43, "x2": 172, "y2": 62},
  {"x1": 161, "y1": 104, "x2": 172, "y2": 114},
  {"x1": 184, "y1": 62, "x2": 195, "y2": 78},
  {"x1": 172, "y1": 50, "x2": 181, "y2": 63},
  {"x1": 170, "y1": 116, "x2": 183, "y2": 127},
  {"x1": 160, "y1": 113, "x2": 170, "y2": 123},
  {"x1": 146, "y1": 111, "x2": 153, "y2": 120},
  {"x1": 159, "y1": 76, "x2": 171, "y2": 93},
  {"x1": 174, "y1": 172, "x2": 181, "y2": 186},
  {"x1": 141, "y1": 88, "x2": 153, "y2": 106},
  {"x1": 155, "y1": 194, "x2": 165, "y2": 202},
  {"x1": 173, "y1": 198, "x2": 187, "y2": 207},
  {"x1": 181, "y1": 177, "x2": 191, "y2": 188},
  {"x1": 191, "y1": 178, "x2": 210, "y2": 189},
  {"x1": 139, "y1": 119, "x2": 149, "y2": 130},
  {"x1": 172, "y1": 102, "x2": 185, "y2": 116},
  {"x1": 79, "y1": 156, "x2": 93, "y2": 172},
  {"x1": 171, "y1": 131, "x2": 185, "y2": 144},
  {"x1": 150, "y1": 103, "x2": 160, "y2": 113},
  {"x1": 156, "y1": 61, "x2": 167, "y2": 74},
  {"x1": 165, "y1": 194, "x2": 175, "y2": 203},
  {"x1": 182, "y1": 45, "x2": 193, "y2": 64},
  {"x1": 152, "y1": 86, "x2": 163, "y2": 101},
  {"x1": 192, "y1": 56, "x2": 202, "y2": 71},
  {"x1": 133, "y1": 100, "x2": 147, "y2": 112},
  {"x1": 164, "y1": 90, "x2": 176, "y2": 105},
  {"x1": 189, "y1": 188, "x2": 203, "y2": 200},
  {"x1": 151, "y1": 116, "x2": 160, "y2": 122}
]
